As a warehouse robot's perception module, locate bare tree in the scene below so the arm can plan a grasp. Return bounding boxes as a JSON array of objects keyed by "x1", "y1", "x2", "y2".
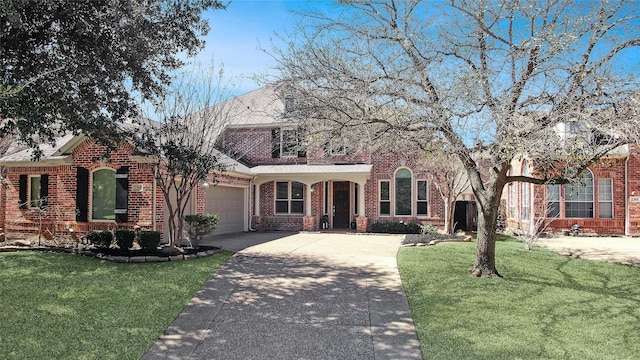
[
  {"x1": 269, "y1": 0, "x2": 640, "y2": 276},
  {"x1": 420, "y1": 153, "x2": 470, "y2": 234},
  {"x1": 137, "y1": 63, "x2": 237, "y2": 249}
]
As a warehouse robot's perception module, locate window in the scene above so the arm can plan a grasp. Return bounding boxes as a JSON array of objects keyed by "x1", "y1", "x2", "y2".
[
  {"x1": 508, "y1": 183, "x2": 517, "y2": 218},
  {"x1": 598, "y1": 178, "x2": 613, "y2": 219},
  {"x1": 281, "y1": 129, "x2": 299, "y2": 157},
  {"x1": 395, "y1": 169, "x2": 412, "y2": 216},
  {"x1": 271, "y1": 127, "x2": 306, "y2": 158},
  {"x1": 29, "y1": 175, "x2": 42, "y2": 208},
  {"x1": 546, "y1": 184, "x2": 561, "y2": 218},
  {"x1": 417, "y1": 180, "x2": 428, "y2": 216},
  {"x1": 19, "y1": 174, "x2": 48, "y2": 209},
  {"x1": 275, "y1": 181, "x2": 304, "y2": 214},
  {"x1": 521, "y1": 163, "x2": 530, "y2": 220},
  {"x1": 379, "y1": 181, "x2": 390, "y2": 216},
  {"x1": 521, "y1": 183, "x2": 530, "y2": 220},
  {"x1": 92, "y1": 169, "x2": 116, "y2": 220},
  {"x1": 565, "y1": 171, "x2": 594, "y2": 218}
]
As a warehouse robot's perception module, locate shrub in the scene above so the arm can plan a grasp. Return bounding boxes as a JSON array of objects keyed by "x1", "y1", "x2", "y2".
[
  {"x1": 420, "y1": 223, "x2": 438, "y2": 234},
  {"x1": 184, "y1": 214, "x2": 219, "y2": 249},
  {"x1": 86, "y1": 230, "x2": 113, "y2": 247},
  {"x1": 138, "y1": 231, "x2": 161, "y2": 251},
  {"x1": 369, "y1": 221, "x2": 421, "y2": 234},
  {"x1": 114, "y1": 229, "x2": 135, "y2": 250}
]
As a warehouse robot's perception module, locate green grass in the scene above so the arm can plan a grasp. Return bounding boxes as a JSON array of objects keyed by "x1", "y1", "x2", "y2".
[
  {"x1": 0, "y1": 250, "x2": 233, "y2": 360},
  {"x1": 398, "y1": 236, "x2": 640, "y2": 360}
]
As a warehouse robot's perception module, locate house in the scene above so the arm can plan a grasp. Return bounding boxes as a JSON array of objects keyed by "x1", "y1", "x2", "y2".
[
  {"x1": 0, "y1": 130, "x2": 253, "y2": 241},
  {"x1": 504, "y1": 143, "x2": 640, "y2": 236},
  {"x1": 217, "y1": 84, "x2": 449, "y2": 232},
  {"x1": 0, "y1": 84, "x2": 451, "y2": 241}
]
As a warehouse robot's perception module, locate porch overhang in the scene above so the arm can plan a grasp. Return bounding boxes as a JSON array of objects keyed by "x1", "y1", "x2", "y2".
[{"x1": 251, "y1": 164, "x2": 372, "y2": 186}]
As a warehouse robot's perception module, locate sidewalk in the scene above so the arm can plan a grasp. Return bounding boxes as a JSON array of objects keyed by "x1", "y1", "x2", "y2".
[{"x1": 143, "y1": 232, "x2": 422, "y2": 359}]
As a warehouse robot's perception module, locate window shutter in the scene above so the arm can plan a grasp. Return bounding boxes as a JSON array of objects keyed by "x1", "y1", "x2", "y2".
[
  {"x1": 297, "y1": 127, "x2": 306, "y2": 158},
  {"x1": 40, "y1": 174, "x2": 49, "y2": 209},
  {"x1": 18, "y1": 174, "x2": 27, "y2": 209},
  {"x1": 271, "y1": 128, "x2": 281, "y2": 158},
  {"x1": 76, "y1": 167, "x2": 89, "y2": 222},
  {"x1": 115, "y1": 166, "x2": 129, "y2": 223}
]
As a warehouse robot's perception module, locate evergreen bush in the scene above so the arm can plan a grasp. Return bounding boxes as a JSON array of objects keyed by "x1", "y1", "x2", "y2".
[
  {"x1": 184, "y1": 214, "x2": 219, "y2": 249},
  {"x1": 114, "y1": 229, "x2": 136, "y2": 249},
  {"x1": 138, "y1": 231, "x2": 161, "y2": 251},
  {"x1": 369, "y1": 221, "x2": 421, "y2": 234},
  {"x1": 86, "y1": 230, "x2": 114, "y2": 247}
]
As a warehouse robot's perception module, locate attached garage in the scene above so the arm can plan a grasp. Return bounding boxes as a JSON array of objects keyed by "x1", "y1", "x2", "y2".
[{"x1": 205, "y1": 185, "x2": 247, "y2": 235}]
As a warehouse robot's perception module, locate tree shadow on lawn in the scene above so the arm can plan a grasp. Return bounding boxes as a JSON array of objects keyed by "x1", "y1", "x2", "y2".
[{"x1": 143, "y1": 251, "x2": 422, "y2": 360}]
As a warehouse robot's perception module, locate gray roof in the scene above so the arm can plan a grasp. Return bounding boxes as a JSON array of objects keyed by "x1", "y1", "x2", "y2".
[
  {"x1": 218, "y1": 84, "x2": 296, "y2": 128},
  {"x1": 0, "y1": 133, "x2": 78, "y2": 164}
]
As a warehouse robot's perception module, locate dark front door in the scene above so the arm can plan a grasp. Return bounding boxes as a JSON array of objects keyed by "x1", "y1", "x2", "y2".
[{"x1": 333, "y1": 182, "x2": 350, "y2": 229}]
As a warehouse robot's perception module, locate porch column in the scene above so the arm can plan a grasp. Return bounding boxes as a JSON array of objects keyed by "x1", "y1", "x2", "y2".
[
  {"x1": 305, "y1": 183, "x2": 313, "y2": 216},
  {"x1": 357, "y1": 181, "x2": 368, "y2": 232},
  {"x1": 303, "y1": 183, "x2": 316, "y2": 231},
  {"x1": 358, "y1": 181, "x2": 366, "y2": 216}
]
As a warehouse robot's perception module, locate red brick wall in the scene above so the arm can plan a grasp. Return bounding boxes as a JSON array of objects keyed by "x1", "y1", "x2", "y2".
[
  {"x1": 2, "y1": 139, "x2": 160, "y2": 240},
  {"x1": 507, "y1": 156, "x2": 630, "y2": 235}
]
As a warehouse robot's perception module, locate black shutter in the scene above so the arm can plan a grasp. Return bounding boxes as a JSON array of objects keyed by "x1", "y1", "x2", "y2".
[
  {"x1": 297, "y1": 127, "x2": 306, "y2": 158},
  {"x1": 40, "y1": 174, "x2": 49, "y2": 209},
  {"x1": 115, "y1": 166, "x2": 129, "y2": 223},
  {"x1": 271, "y1": 128, "x2": 281, "y2": 158},
  {"x1": 18, "y1": 174, "x2": 27, "y2": 209},
  {"x1": 76, "y1": 167, "x2": 89, "y2": 222}
]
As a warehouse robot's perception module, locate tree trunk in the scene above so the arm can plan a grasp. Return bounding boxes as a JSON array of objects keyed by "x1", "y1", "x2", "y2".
[
  {"x1": 468, "y1": 207, "x2": 501, "y2": 277},
  {"x1": 447, "y1": 198, "x2": 456, "y2": 234}
]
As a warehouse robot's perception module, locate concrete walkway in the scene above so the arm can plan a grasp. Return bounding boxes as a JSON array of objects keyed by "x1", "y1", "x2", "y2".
[{"x1": 143, "y1": 232, "x2": 422, "y2": 360}]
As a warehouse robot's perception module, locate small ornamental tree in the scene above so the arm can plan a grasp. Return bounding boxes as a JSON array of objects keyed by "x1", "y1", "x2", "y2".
[
  {"x1": 185, "y1": 214, "x2": 220, "y2": 249},
  {"x1": 136, "y1": 63, "x2": 236, "y2": 248}
]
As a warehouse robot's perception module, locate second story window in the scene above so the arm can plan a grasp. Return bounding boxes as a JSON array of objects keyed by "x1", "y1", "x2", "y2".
[{"x1": 271, "y1": 127, "x2": 306, "y2": 158}]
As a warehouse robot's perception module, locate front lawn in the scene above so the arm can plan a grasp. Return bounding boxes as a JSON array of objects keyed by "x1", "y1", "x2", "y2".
[
  {"x1": 0, "y1": 250, "x2": 233, "y2": 359},
  {"x1": 398, "y1": 235, "x2": 640, "y2": 360}
]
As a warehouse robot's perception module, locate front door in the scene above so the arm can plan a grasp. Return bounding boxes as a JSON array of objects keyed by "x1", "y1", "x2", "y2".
[{"x1": 333, "y1": 181, "x2": 350, "y2": 229}]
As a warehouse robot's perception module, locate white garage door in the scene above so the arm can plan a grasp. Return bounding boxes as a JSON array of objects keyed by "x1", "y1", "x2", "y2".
[{"x1": 206, "y1": 186, "x2": 246, "y2": 235}]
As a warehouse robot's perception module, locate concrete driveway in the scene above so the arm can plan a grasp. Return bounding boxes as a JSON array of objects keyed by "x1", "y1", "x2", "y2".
[
  {"x1": 537, "y1": 235, "x2": 640, "y2": 266},
  {"x1": 143, "y1": 232, "x2": 422, "y2": 360}
]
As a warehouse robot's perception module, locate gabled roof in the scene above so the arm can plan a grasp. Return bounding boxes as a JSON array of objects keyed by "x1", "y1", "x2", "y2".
[
  {"x1": 218, "y1": 83, "x2": 298, "y2": 129},
  {"x1": 0, "y1": 133, "x2": 78, "y2": 165}
]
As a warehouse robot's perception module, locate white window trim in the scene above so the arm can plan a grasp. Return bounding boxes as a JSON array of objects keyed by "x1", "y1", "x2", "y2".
[
  {"x1": 28, "y1": 175, "x2": 41, "y2": 209},
  {"x1": 598, "y1": 178, "x2": 614, "y2": 219},
  {"x1": 379, "y1": 180, "x2": 391, "y2": 216},
  {"x1": 394, "y1": 167, "x2": 413, "y2": 217},
  {"x1": 564, "y1": 170, "x2": 595, "y2": 219},
  {"x1": 416, "y1": 179, "x2": 429, "y2": 217},
  {"x1": 274, "y1": 181, "x2": 304, "y2": 215},
  {"x1": 90, "y1": 167, "x2": 116, "y2": 222}
]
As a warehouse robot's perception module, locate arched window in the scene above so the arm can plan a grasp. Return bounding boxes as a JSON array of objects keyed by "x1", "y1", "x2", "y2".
[
  {"x1": 395, "y1": 168, "x2": 412, "y2": 216},
  {"x1": 565, "y1": 170, "x2": 594, "y2": 218},
  {"x1": 92, "y1": 168, "x2": 116, "y2": 220}
]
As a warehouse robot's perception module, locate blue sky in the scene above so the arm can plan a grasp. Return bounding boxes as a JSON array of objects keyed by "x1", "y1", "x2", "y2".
[{"x1": 196, "y1": 0, "x2": 334, "y2": 95}]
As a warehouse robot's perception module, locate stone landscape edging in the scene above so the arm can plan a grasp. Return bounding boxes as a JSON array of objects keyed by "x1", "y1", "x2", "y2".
[{"x1": 0, "y1": 245, "x2": 222, "y2": 263}]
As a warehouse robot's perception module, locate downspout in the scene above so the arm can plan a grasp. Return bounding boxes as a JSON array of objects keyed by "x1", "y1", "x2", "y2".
[
  {"x1": 249, "y1": 176, "x2": 257, "y2": 231},
  {"x1": 152, "y1": 172, "x2": 157, "y2": 232},
  {"x1": 625, "y1": 154, "x2": 629, "y2": 236}
]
